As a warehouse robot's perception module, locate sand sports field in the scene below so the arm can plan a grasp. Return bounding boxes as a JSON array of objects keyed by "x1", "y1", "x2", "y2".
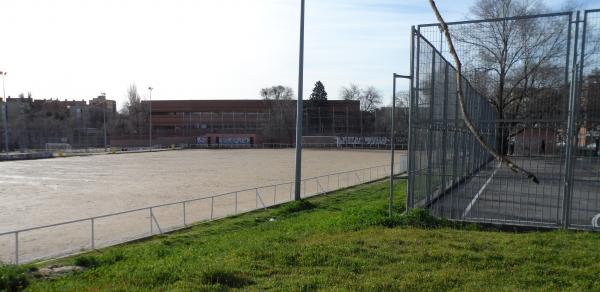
[{"x1": 0, "y1": 149, "x2": 407, "y2": 263}]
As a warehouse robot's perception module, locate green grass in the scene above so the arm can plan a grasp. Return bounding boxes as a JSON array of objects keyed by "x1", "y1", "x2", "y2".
[{"x1": 3, "y1": 179, "x2": 600, "y2": 291}]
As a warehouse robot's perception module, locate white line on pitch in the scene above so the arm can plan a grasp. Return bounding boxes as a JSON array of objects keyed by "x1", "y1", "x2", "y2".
[{"x1": 462, "y1": 162, "x2": 501, "y2": 219}]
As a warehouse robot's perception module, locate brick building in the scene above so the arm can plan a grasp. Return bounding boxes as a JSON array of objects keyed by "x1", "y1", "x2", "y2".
[
  {"x1": 0, "y1": 96, "x2": 117, "y2": 150},
  {"x1": 121, "y1": 99, "x2": 362, "y2": 146}
]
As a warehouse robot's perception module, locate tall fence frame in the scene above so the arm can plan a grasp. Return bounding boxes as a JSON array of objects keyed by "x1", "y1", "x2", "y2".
[{"x1": 408, "y1": 9, "x2": 600, "y2": 231}]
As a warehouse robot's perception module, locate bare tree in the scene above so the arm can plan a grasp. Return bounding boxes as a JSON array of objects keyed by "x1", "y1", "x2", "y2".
[
  {"x1": 340, "y1": 84, "x2": 361, "y2": 101},
  {"x1": 126, "y1": 84, "x2": 142, "y2": 113},
  {"x1": 452, "y1": 0, "x2": 568, "y2": 154},
  {"x1": 340, "y1": 84, "x2": 383, "y2": 112},
  {"x1": 395, "y1": 91, "x2": 409, "y2": 108},
  {"x1": 260, "y1": 85, "x2": 294, "y2": 100},
  {"x1": 122, "y1": 84, "x2": 144, "y2": 135},
  {"x1": 260, "y1": 86, "x2": 296, "y2": 143},
  {"x1": 361, "y1": 86, "x2": 383, "y2": 113},
  {"x1": 429, "y1": 0, "x2": 540, "y2": 183}
]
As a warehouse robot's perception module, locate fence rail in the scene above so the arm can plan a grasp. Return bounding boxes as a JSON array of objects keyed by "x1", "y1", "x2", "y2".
[{"x1": 0, "y1": 161, "x2": 405, "y2": 265}]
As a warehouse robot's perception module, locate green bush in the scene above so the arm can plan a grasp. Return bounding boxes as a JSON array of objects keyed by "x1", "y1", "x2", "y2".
[
  {"x1": 0, "y1": 265, "x2": 29, "y2": 292},
  {"x1": 278, "y1": 200, "x2": 317, "y2": 216},
  {"x1": 338, "y1": 205, "x2": 390, "y2": 230},
  {"x1": 103, "y1": 250, "x2": 126, "y2": 265},
  {"x1": 396, "y1": 208, "x2": 450, "y2": 228},
  {"x1": 74, "y1": 255, "x2": 99, "y2": 268}
]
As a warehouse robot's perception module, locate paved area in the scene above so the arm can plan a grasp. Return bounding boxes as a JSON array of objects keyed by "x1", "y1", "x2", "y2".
[{"x1": 429, "y1": 156, "x2": 600, "y2": 228}]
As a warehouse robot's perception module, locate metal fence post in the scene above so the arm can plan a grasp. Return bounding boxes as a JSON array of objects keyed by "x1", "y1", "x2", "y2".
[
  {"x1": 392, "y1": 73, "x2": 413, "y2": 216},
  {"x1": 91, "y1": 218, "x2": 95, "y2": 250},
  {"x1": 15, "y1": 232, "x2": 19, "y2": 265},
  {"x1": 149, "y1": 208, "x2": 153, "y2": 235},
  {"x1": 390, "y1": 75, "x2": 397, "y2": 217},
  {"x1": 407, "y1": 26, "x2": 419, "y2": 209},
  {"x1": 303, "y1": 180, "x2": 306, "y2": 198},
  {"x1": 344, "y1": 173, "x2": 348, "y2": 187},
  {"x1": 440, "y1": 62, "x2": 449, "y2": 201},
  {"x1": 562, "y1": 11, "x2": 580, "y2": 229},
  {"x1": 183, "y1": 202, "x2": 187, "y2": 227},
  {"x1": 426, "y1": 49, "x2": 436, "y2": 205},
  {"x1": 210, "y1": 196, "x2": 214, "y2": 220}
]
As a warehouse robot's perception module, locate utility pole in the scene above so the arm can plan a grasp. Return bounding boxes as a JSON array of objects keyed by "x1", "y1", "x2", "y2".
[
  {"x1": 101, "y1": 93, "x2": 107, "y2": 150},
  {"x1": 1, "y1": 71, "x2": 8, "y2": 153},
  {"x1": 294, "y1": 0, "x2": 305, "y2": 201},
  {"x1": 148, "y1": 87, "x2": 153, "y2": 148}
]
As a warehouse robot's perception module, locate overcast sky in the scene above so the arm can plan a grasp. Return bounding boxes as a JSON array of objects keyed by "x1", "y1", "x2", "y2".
[{"x1": 0, "y1": 0, "x2": 594, "y2": 109}]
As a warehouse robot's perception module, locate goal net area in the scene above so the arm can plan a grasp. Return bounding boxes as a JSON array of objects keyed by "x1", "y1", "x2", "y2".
[
  {"x1": 301, "y1": 136, "x2": 338, "y2": 148},
  {"x1": 301, "y1": 136, "x2": 390, "y2": 149},
  {"x1": 45, "y1": 143, "x2": 72, "y2": 152}
]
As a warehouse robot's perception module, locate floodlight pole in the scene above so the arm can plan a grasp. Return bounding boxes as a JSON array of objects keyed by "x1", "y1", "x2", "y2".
[
  {"x1": 148, "y1": 87, "x2": 153, "y2": 149},
  {"x1": 101, "y1": 93, "x2": 107, "y2": 151},
  {"x1": 1, "y1": 71, "x2": 8, "y2": 153},
  {"x1": 294, "y1": 0, "x2": 305, "y2": 201},
  {"x1": 390, "y1": 74, "x2": 412, "y2": 218}
]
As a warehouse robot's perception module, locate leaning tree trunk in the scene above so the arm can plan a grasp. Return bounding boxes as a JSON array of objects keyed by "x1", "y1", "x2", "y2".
[{"x1": 428, "y1": 0, "x2": 539, "y2": 184}]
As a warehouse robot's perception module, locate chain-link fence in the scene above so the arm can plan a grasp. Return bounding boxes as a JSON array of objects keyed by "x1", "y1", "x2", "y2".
[
  {"x1": 0, "y1": 102, "x2": 408, "y2": 152},
  {"x1": 408, "y1": 10, "x2": 600, "y2": 230}
]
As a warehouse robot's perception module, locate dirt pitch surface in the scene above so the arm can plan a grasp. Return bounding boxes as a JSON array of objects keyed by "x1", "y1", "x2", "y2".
[{"x1": 0, "y1": 149, "x2": 406, "y2": 263}]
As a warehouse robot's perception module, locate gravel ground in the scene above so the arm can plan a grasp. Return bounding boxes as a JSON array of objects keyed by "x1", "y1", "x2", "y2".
[{"x1": 0, "y1": 149, "x2": 406, "y2": 263}]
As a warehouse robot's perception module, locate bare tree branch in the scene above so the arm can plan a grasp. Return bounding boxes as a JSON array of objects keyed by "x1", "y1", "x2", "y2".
[{"x1": 428, "y1": 0, "x2": 540, "y2": 184}]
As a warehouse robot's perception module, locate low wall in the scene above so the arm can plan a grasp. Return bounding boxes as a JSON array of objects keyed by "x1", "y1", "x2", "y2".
[{"x1": 0, "y1": 152, "x2": 54, "y2": 161}]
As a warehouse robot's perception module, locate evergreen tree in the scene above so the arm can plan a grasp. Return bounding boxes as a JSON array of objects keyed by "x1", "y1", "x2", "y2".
[
  {"x1": 309, "y1": 81, "x2": 328, "y2": 105},
  {"x1": 307, "y1": 81, "x2": 330, "y2": 134}
]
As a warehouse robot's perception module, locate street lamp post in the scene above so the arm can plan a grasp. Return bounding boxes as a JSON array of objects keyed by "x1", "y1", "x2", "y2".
[
  {"x1": 100, "y1": 93, "x2": 108, "y2": 150},
  {"x1": 148, "y1": 87, "x2": 153, "y2": 149},
  {"x1": 294, "y1": 0, "x2": 305, "y2": 201},
  {"x1": 1, "y1": 71, "x2": 8, "y2": 153}
]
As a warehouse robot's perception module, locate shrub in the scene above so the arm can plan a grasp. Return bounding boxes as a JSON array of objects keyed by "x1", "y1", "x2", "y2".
[
  {"x1": 103, "y1": 250, "x2": 126, "y2": 265},
  {"x1": 278, "y1": 200, "x2": 317, "y2": 216},
  {"x1": 396, "y1": 208, "x2": 449, "y2": 228},
  {"x1": 74, "y1": 255, "x2": 100, "y2": 268},
  {"x1": 0, "y1": 265, "x2": 29, "y2": 292}
]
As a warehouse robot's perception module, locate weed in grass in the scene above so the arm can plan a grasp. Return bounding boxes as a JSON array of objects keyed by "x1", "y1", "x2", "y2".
[
  {"x1": 74, "y1": 255, "x2": 99, "y2": 268},
  {"x1": 279, "y1": 252, "x2": 300, "y2": 267},
  {"x1": 394, "y1": 208, "x2": 450, "y2": 228},
  {"x1": 200, "y1": 268, "x2": 252, "y2": 288},
  {"x1": 153, "y1": 246, "x2": 172, "y2": 259},
  {"x1": 277, "y1": 200, "x2": 316, "y2": 216},
  {"x1": 102, "y1": 250, "x2": 126, "y2": 265},
  {"x1": 0, "y1": 265, "x2": 29, "y2": 292}
]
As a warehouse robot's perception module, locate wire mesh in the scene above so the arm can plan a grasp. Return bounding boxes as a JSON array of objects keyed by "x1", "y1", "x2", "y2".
[{"x1": 409, "y1": 11, "x2": 600, "y2": 230}]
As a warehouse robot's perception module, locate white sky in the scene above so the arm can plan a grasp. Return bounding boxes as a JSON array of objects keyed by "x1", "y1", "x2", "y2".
[{"x1": 0, "y1": 0, "x2": 593, "y2": 109}]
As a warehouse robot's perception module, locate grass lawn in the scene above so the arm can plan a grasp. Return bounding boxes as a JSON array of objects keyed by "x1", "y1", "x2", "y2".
[{"x1": 3, "y1": 179, "x2": 600, "y2": 291}]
